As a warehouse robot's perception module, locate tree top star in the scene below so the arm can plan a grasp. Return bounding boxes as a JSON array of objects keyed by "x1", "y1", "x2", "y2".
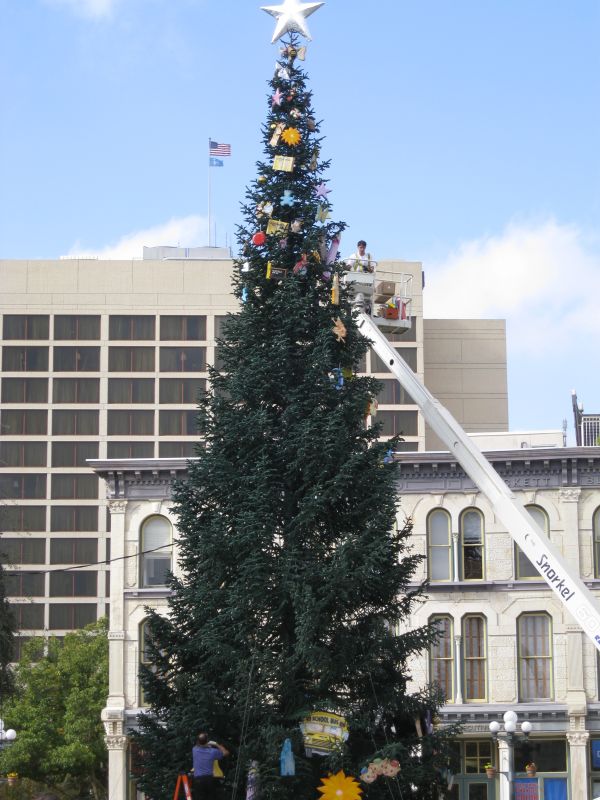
[{"x1": 261, "y1": 0, "x2": 325, "y2": 44}]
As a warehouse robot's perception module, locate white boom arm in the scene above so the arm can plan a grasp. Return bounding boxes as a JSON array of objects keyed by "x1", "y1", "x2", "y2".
[{"x1": 357, "y1": 311, "x2": 600, "y2": 652}]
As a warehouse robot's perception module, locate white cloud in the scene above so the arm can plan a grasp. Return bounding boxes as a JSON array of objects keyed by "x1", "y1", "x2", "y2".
[
  {"x1": 66, "y1": 215, "x2": 209, "y2": 259},
  {"x1": 424, "y1": 219, "x2": 600, "y2": 355},
  {"x1": 42, "y1": 0, "x2": 120, "y2": 20}
]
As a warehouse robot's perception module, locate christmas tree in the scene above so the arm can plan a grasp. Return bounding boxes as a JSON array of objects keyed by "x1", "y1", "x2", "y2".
[{"x1": 136, "y1": 5, "x2": 451, "y2": 799}]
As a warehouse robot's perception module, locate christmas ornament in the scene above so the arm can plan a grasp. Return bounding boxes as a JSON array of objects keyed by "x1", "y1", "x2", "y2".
[
  {"x1": 317, "y1": 771, "x2": 362, "y2": 800},
  {"x1": 311, "y1": 249, "x2": 321, "y2": 262},
  {"x1": 246, "y1": 761, "x2": 259, "y2": 800},
  {"x1": 280, "y1": 44, "x2": 306, "y2": 61},
  {"x1": 290, "y1": 219, "x2": 302, "y2": 233},
  {"x1": 279, "y1": 237, "x2": 288, "y2": 249},
  {"x1": 257, "y1": 201, "x2": 274, "y2": 217},
  {"x1": 261, "y1": 0, "x2": 325, "y2": 44},
  {"x1": 272, "y1": 88, "x2": 284, "y2": 107},
  {"x1": 309, "y1": 149, "x2": 319, "y2": 170},
  {"x1": 266, "y1": 218, "x2": 289, "y2": 234},
  {"x1": 365, "y1": 398, "x2": 378, "y2": 418},
  {"x1": 297, "y1": 45, "x2": 307, "y2": 60},
  {"x1": 314, "y1": 182, "x2": 331, "y2": 199},
  {"x1": 270, "y1": 122, "x2": 286, "y2": 146},
  {"x1": 241, "y1": 262, "x2": 250, "y2": 273},
  {"x1": 383, "y1": 449, "x2": 394, "y2": 465},
  {"x1": 301, "y1": 712, "x2": 349, "y2": 756},
  {"x1": 290, "y1": 108, "x2": 302, "y2": 118},
  {"x1": 331, "y1": 273, "x2": 340, "y2": 305},
  {"x1": 280, "y1": 739, "x2": 295, "y2": 776},
  {"x1": 266, "y1": 261, "x2": 272, "y2": 279},
  {"x1": 316, "y1": 204, "x2": 330, "y2": 223},
  {"x1": 281, "y1": 189, "x2": 297, "y2": 206},
  {"x1": 330, "y1": 368, "x2": 344, "y2": 390},
  {"x1": 326, "y1": 233, "x2": 341, "y2": 264},
  {"x1": 242, "y1": 287, "x2": 249, "y2": 303},
  {"x1": 306, "y1": 117, "x2": 317, "y2": 131},
  {"x1": 332, "y1": 317, "x2": 347, "y2": 343},
  {"x1": 321, "y1": 270, "x2": 331, "y2": 281},
  {"x1": 293, "y1": 253, "x2": 308, "y2": 275},
  {"x1": 252, "y1": 231, "x2": 267, "y2": 246},
  {"x1": 258, "y1": 175, "x2": 267, "y2": 183},
  {"x1": 281, "y1": 126, "x2": 301, "y2": 146},
  {"x1": 273, "y1": 155, "x2": 295, "y2": 172},
  {"x1": 360, "y1": 758, "x2": 400, "y2": 783},
  {"x1": 275, "y1": 64, "x2": 291, "y2": 81}
]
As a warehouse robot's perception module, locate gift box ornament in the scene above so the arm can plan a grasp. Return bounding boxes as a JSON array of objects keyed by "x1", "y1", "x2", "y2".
[
  {"x1": 266, "y1": 218, "x2": 290, "y2": 235},
  {"x1": 273, "y1": 155, "x2": 295, "y2": 172}
]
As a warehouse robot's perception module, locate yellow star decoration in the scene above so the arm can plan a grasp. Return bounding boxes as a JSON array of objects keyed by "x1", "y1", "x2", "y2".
[
  {"x1": 318, "y1": 771, "x2": 362, "y2": 800},
  {"x1": 281, "y1": 126, "x2": 302, "y2": 146},
  {"x1": 332, "y1": 317, "x2": 347, "y2": 343}
]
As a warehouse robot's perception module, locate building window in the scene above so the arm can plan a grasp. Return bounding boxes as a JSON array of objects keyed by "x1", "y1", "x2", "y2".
[
  {"x1": 109, "y1": 347, "x2": 155, "y2": 372},
  {"x1": 516, "y1": 505, "x2": 548, "y2": 579},
  {"x1": 106, "y1": 441, "x2": 155, "y2": 459},
  {"x1": 159, "y1": 347, "x2": 206, "y2": 372},
  {"x1": 375, "y1": 379, "x2": 413, "y2": 405},
  {"x1": 463, "y1": 615, "x2": 487, "y2": 701},
  {"x1": 139, "y1": 620, "x2": 153, "y2": 706},
  {"x1": 107, "y1": 410, "x2": 154, "y2": 436},
  {"x1": 5, "y1": 572, "x2": 45, "y2": 597},
  {"x1": 54, "y1": 315, "x2": 100, "y2": 340},
  {"x1": 52, "y1": 410, "x2": 99, "y2": 435},
  {"x1": 52, "y1": 441, "x2": 99, "y2": 467},
  {"x1": 53, "y1": 378, "x2": 100, "y2": 403},
  {"x1": 594, "y1": 508, "x2": 600, "y2": 578},
  {"x1": 53, "y1": 346, "x2": 100, "y2": 372},
  {"x1": 2, "y1": 346, "x2": 49, "y2": 371},
  {"x1": 1, "y1": 409, "x2": 48, "y2": 435},
  {"x1": 430, "y1": 615, "x2": 454, "y2": 702},
  {"x1": 2, "y1": 377, "x2": 48, "y2": 403},
  {"x1": 10, "y1": 603, "x2": 44, "y2": 629},
  {"x1": 0, "y1": 538, "x2": 45, "y2": 565},
  {"x1": 3, "y1": 315, "x2": 49, "y2": 340},
  {"x1": 51, "y1": 474, "x2": 98, "y2": 500},
  {"x1": 159, "y1": 410, "x2": 198, "y2": 436},
  {"x1": 48, "y1": 603, "x2": 96, "y2": 629},
  {"x1": 0, "y1": 474, "x2": 46, "y2": 499},
  {"x1": 0, "y1": 442, "x2": 47, "y2": 467},
  {"x1": 1, "y1": 506, "x2": 46, "y2": 532},
  {"x1": 160, "y1": 316, "x2": 206, "y2": 341},
  {"x1": 371, "y1": 347, "x2": 417, "y2": 373},
  {"x1": 427, "y1": 509, "x2": 452, "y2": 581},
  {"x1": 159, "y1": 378, "x2": 206, "y2": 404},
  {"x1": 463, "y1": 740, "x2": 493, "y2": 774},
  {"x1": 50, "y1": 538, "x2": 97, "y2": 564},
  {"x1": 159, "y1": 442, "x2": 197, "y2": 458},
  {"x1": 140, "y1": 516, "x2": 172, "y2": 587},
  {"x1": 518, "y1": 613, "x2": 553, "y2": 701},
  {"x1": 50, "y1": 571, "x2": 97, "y2": 597},
  {"x1": 108, "y1": 378, "x2": 154, "y2": 404},
  {"x1": 460, "y1": 509, "x2": 484, "y2": 580},
  {"x1": 109, "y1": 315, "x2": 155, "y2": 340},
  {"x1": 50, "y1": 506, "x2": 98, "y2": 532},
  {"x1": 378, "y1": 410, "x2": 418, "y2": 437}
]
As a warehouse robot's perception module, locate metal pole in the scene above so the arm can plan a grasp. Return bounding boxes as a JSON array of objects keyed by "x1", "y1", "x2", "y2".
[
  {"x1": 208, "y1": 138, "x2": 212, "y2": 247},
  {"x1": 507, "y1": 732, "x2": 515, "y2": 800}
]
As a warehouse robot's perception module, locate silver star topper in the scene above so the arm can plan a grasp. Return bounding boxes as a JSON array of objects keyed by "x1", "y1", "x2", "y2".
[{"x1": 261, "y1": 0, "x2": 325, "y2": 44}]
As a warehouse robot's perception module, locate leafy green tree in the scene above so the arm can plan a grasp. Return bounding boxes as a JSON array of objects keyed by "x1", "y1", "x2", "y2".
[
  {"x1": 0, "y1": 619, "x2": 108, "y2": 799},
  {"x1": 0, "y1": 541, "x2": 16, "y2": 698},
  {"x1": 135, "y1": 33, "x2": 450, "y2": 800}
]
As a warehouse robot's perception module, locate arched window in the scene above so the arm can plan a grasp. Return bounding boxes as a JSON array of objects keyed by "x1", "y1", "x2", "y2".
[
  {"x1": 594, "y1": 508, "x2": 600, "y2": 578},
  {"x1": 140, "y1": 515, "x2": 172, "y2": 587},
  {"x1": 516, "y1": 505, "x2": 548, "y2": 579},
  {"x1": 462, "y1": 615, "x2": 487, "y2": 701},
  {"x1": 460, "y1": 509, "x2": 484, "y2": 580},
  {"x1": 430, "y1": 615, "x2": 454, "y2": 702},
  {"x1": 427, "y1": 509, "x2": 452, "y2": 581},
  {"x1": 517, "y1": 613, "x2": 553, "y2": 701},
  {"x1": 139, "y1": 619, "x2": 152, "y2": 707}
]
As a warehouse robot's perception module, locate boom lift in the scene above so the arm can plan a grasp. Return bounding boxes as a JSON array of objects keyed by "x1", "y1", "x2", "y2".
[{"x1": 348, "y1": 268, "x2": 600, "y2": 652}]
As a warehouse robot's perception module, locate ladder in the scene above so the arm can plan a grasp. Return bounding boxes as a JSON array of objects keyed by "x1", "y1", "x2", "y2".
[
  {"x1": 173, "y1": 773, "x2": 193, "y2": 800},
  {"x1": 357, "y1": 311, "x2": 600, "y2": 653}
]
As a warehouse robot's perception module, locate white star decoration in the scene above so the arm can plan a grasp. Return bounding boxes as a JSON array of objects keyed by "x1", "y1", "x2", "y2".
[{"x1": 261, "y1": 0, "x2": 325, "y2": 44}]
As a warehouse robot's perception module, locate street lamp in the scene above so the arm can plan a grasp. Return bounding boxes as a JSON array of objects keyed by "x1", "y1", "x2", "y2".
[
  {"x1": 489, "y1": 711, "x2": 532, "y2": 800},
  {"x1": 0, "y1": 718, "x2": 17, "y2": 748}
]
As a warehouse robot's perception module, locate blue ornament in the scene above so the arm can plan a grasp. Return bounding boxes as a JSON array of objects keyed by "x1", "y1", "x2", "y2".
[
  {"x1": 330, "y1": 368, "x2": 344, "y2": 390},
  {"x1": 281, "y1": 189, "x2": 296, "y2": 206},
  {"x1": 242, "y1": 287, "x2": 249, "y2": 303},
  {"x1": 383, "y1": 449, "x2": 394, "y2": 464},
  {"x1": 280, "y1": 738, "x2": 295, "y2": 776}
]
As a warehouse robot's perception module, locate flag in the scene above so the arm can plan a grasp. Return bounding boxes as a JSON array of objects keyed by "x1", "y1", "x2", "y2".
[
  {"x1": 209, "y1": 157, "x2": 224, "y2": 167},
  {"x1": 209, "y1": 140, "x2": 231, "y2": 157}
]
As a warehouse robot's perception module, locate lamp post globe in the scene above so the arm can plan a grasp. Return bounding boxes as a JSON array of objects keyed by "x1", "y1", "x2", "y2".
[
  {"x1": 521, "y1": 720, "x2": 532, "y2": 736},
  {"x1": 503, "y1": 710, "x2": 518, "y2": 725},
  {"x1": 489, "y1": 721, "x2": 501, "y2": 735}
]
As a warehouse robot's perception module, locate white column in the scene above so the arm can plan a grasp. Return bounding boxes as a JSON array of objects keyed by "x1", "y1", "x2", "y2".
[
  {"x1": 497, "y1": 738, "x2": 511, "y2": 800},
  {"x1": 454, "y1": 634, "x2": 463, "y2": 704},
  {"x1": 567, "y1": 731, "x2": 589, "y2": 800},
  {"x1": 452, "y1": 531, "x2": 460, "y2": 582}
]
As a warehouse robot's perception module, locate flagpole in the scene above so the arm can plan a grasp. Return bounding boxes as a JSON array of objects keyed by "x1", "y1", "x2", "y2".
[{"x1": 208, "y1": 138, "x2": 212, "y2": 247}]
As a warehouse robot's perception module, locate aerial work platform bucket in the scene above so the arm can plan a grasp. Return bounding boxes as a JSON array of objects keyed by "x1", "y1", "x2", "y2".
[{"x1": 343, "y1": 266, "x2": 413, "y2": 335}]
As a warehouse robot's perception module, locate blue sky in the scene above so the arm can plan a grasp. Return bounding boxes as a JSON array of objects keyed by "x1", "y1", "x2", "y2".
[{"x1": 1, "y1": 0, "x2": 599, "y2": 439}]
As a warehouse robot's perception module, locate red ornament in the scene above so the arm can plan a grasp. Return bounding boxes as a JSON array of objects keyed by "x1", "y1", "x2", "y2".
[{"x1": 252, "y1": 231, "x2": 267, "y2": 246}]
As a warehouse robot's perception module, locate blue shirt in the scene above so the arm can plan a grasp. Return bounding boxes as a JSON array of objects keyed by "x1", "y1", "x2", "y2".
[{"x1": 192, "y1": 745, "x2": 221, "y2": 777}]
